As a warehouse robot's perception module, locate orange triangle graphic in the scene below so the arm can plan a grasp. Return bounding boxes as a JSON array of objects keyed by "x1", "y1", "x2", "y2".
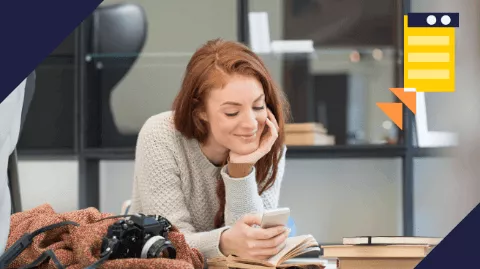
[
  {"x1": 389, "y1": 88, "x2": 416, "y2": 114},
  {"x1": 376, "y1": 102, "x2": 403, "y2": 130}
]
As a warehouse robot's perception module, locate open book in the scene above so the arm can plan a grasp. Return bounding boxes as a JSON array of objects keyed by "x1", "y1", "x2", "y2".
[{"x1": 207, "y1": 235, "x2": 325, "y2": 269}]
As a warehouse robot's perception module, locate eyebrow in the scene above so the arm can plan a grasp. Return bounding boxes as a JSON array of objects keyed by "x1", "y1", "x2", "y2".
[{"x1": 221, "y1": 94, "x2": 265, "y2": 106}]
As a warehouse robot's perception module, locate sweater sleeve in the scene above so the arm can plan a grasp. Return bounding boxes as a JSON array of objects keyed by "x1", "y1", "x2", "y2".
[
  {"x1": 220, "y1": 146, "x2": 287, "y2": 226},
  {"x1": 130, "y1": 118, "x2": 230, "y2": 259}
]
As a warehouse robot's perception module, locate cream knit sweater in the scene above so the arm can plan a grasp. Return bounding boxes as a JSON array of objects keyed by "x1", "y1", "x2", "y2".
[{"x1": 129, "y1": 111, "x2": 286, "y2": 259}]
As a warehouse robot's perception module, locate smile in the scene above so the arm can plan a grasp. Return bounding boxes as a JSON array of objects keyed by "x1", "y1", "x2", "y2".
[{"x1": 235, "y1": 133, "x2": 257, "y2": 140}]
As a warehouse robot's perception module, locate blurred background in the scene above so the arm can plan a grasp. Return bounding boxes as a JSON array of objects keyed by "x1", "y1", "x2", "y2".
[{"x1": 13, "y1": 0, "x2": 479, "y2": 246}]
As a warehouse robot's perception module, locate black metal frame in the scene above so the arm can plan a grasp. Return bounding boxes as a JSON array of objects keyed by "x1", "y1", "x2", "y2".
[
  {"x1": 14, "y1": 0, "x2": 455, "y2": 238},
  {"x1": 76, "y1": 15, "x2": 100, "y2": 209},
  {"x1": 237, "y1": 0, "x2": 249, "y2": 45},
  {"x1": 399, "y1": 0, "x2": 414, "y2": 237}
]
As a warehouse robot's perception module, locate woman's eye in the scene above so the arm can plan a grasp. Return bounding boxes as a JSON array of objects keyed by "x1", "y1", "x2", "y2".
[
  {"x1": 253, "y1": 106, "x2": 265, "y2": 111},
  {"x1": 225, "y1": 112, "x2": 239, "y2": 117}
]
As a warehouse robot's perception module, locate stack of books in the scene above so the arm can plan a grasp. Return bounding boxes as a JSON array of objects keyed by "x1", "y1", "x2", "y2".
[
  {"x1": 284, "y1": 123, "x2": 335, "y2": 146},
  {"x1": 321, "y1": 236, "x2": 443, "y2": 269},
  {"x1": 316, "y1": 257, "x2": 339, "y2": 269}
]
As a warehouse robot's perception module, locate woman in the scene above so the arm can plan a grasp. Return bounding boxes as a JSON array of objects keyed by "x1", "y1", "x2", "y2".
[{"x1": 129, "y1": 39, "x2": 291, "y2": 261}]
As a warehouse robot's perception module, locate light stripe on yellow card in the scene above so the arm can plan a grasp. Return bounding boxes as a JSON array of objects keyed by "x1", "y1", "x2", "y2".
[
  {"x1": 408, "y1": 53, "x2": 450, "y2": 62},
  {"x1": 407, "y1": 36, "x2": 450, "y2": 46},
  {"x1": 408, "y1": 69, "x2": 450, "y2": 79}
]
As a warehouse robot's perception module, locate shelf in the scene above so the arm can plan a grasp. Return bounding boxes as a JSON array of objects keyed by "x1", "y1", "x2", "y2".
[
  {"x1": 83, "y1": 148, "x2": 135, "y2": 160},
  {"x1": 17, "y1": 146, "x2": 456, "y2": 161},
  {"x1": 285, "y1": 145, "x2": 406, "y2": 159},
  {"x1": 413, "y1": 147, "x2": 455, "y2": 157},
  {"x1": 82, "y1": 145, "x2": 407, "y2": 160},
  {"x1": 17, "y1": 149, "x2": 77, "y2": 160}
]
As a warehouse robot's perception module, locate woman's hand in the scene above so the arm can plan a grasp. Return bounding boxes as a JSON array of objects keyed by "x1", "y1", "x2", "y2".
[
  {"x1": 219, "y1": 213, "x2": 290, "y2": 260},
  {"x1": 229, "y1": 109, "x2": 279, "y2": 164}
]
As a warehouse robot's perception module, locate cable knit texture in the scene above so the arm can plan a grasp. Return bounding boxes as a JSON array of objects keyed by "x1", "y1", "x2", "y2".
[{"x1": 129, "y1": 111, "x2": 286, "y2": 260}]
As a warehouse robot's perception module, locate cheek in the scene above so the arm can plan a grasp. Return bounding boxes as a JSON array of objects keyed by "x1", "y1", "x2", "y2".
[{"x1": 210, "y1": 117, "x2": 236, "y2": 138}]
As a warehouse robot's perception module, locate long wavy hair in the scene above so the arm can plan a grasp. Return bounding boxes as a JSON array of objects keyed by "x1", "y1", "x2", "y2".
[{"x1": 172, "y1": 39, "x2": 290, "y2": 228}]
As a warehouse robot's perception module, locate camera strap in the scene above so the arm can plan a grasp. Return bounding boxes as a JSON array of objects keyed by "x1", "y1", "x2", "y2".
[
  {"x1": 83, "y1": 250, "x2": 112, "y2": 269},
  {"x1": 19, "y1": 249, "x2": 65, "y2": 269},
  {"x1": 19, "y1": 240, "x2": 114, "y2": 269},
  {"x1": 83, "y1": 236, "x2": 118, "y2": 269},
  {"x1": 0, "y1": 220, "x2": 79, "y2": 269}
]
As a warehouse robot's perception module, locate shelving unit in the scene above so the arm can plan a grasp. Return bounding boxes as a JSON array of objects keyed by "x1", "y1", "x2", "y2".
[
  {"x1": 18, "y1": 145, "x2": 454, "y2": 161},
  {"x1": 15, "y1": 0, "x2": 455, "y2": 239}
]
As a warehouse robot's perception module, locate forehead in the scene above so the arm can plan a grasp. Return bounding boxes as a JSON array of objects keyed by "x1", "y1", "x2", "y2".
[{"x1": 208, "y1": 75, "x2": 264, "y2": 103}]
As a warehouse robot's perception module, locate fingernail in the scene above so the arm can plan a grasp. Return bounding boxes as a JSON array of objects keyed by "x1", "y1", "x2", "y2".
[{"x1": 286, "y1": 228, "x2": 291, "y2": 234}]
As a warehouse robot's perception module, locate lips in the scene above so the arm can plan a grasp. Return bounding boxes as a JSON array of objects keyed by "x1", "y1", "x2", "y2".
[{"x1": 235, "y1": 133, "x2": 257, "y2": 142}]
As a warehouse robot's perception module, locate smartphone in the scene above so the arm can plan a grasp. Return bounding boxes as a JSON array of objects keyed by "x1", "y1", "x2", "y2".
[{"x1": 260, "y1": 207, "x2": 290, "y2": 229}]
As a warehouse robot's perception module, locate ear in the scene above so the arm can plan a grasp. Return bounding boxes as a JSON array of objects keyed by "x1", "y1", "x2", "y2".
[{"x1": 198, "y1": 111, "x2": 208, "y2": 122}]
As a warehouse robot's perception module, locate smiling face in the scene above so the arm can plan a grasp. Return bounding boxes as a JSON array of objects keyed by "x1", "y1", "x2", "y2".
[{"x1": 202, "y1": 74, "x2": 268, "y2": 156}]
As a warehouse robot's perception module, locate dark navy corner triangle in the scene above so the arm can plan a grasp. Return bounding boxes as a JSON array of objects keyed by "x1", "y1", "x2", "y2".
[
  {"x1": 415, "y1": 202, "x2": 480, "y2": 269},
  {"x1": 408, "y1": 12, "x2": 459, "y2": 28},
  {"x1": 0, "y1": 0, "x2": 104, "y2": 104}
]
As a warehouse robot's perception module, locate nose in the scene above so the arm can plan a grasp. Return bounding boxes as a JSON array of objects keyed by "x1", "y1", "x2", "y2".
[{"x1": 239, "y1": 110, "x2": 258, "y2": 132}]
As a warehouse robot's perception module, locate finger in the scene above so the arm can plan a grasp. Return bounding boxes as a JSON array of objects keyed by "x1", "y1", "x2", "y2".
[
  {"x1": 249, "y1": 119, "x2": 279, "y2": 162},
  {"x1": 266, "y1": 118, "x2": 278, "y2": 137},
  {"x1": 254, "y1": 229, "x2": 289, "y2": 249},
  {"x1": 255, "y1": 120, "x2": 278, "y2": 159},
  {"x1": 267, "y1": 108, "x2": 279, "y2": 131},
  {"x1": 247, "y1": 225, "x2": 286, "y2": 240},
  {"x1": 263, "y1": 119, "x2": 278, "y2": 147},
  {"x1": 253, "y1": 241, "x2": 287, "y2": 257},
  {"x1": 249, "y1": 119, "x2": 277, "y2": 161},
  {"x1": 241, "y1": 213, "x2": 262, "y2": 226}
]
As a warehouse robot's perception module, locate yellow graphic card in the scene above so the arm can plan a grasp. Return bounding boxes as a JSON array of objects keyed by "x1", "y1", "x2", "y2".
[{"x1": 404, "y1": 13, "x2": 459, "y2": 92}]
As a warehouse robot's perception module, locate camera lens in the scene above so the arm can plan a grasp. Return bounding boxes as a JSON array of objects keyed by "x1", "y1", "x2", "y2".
[
  {"x1": 148, "y1": 240, "x2": 176, "y2": 259},
  {"x1": 141, "y1": 236, "x2": 176, "y2": 259}
]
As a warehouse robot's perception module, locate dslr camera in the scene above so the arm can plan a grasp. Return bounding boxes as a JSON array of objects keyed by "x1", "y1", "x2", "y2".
[{"x1": 101, "y1": 214, "x2": 177, "y2": 260}]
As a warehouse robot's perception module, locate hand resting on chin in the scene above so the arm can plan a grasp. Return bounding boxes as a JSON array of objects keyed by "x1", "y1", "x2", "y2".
[{"x1": 227, "y1": 109, "x2": 279, "y2": 177}]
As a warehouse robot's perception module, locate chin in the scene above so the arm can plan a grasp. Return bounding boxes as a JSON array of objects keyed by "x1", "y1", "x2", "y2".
[{"x1": 230, "y1": 141, "x2": 260, "y2": 155}]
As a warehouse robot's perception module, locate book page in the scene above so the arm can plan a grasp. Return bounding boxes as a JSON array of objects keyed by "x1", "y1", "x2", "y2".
[
  {"x1": 281, "y1": 246, "x2": 320, "y2": 262},
  {"x1": 267, "y1": 235, "x2": 317, "y2": 265},
  {"x1": 208, "y1": 253, "x2": 279, "y2": 268},
  {"x1": 278, "y1": 244, "x2": 320, "y2": 265},
  {"x1": 276, "y1": 257, "x2": 325, "y2": 269},
  {"x1": 226, "y1": 261, "x2": 275, "y2": 269}
]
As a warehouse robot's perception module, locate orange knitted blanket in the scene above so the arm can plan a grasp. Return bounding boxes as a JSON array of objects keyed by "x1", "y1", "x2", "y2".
[{"x1": 5, "y1": 203, "x2": 204, "y2": 269}]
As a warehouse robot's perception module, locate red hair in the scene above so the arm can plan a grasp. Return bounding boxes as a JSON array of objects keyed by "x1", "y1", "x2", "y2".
[{"x1": 172, "y1": 39, "x2": 290, "y2": 228}]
